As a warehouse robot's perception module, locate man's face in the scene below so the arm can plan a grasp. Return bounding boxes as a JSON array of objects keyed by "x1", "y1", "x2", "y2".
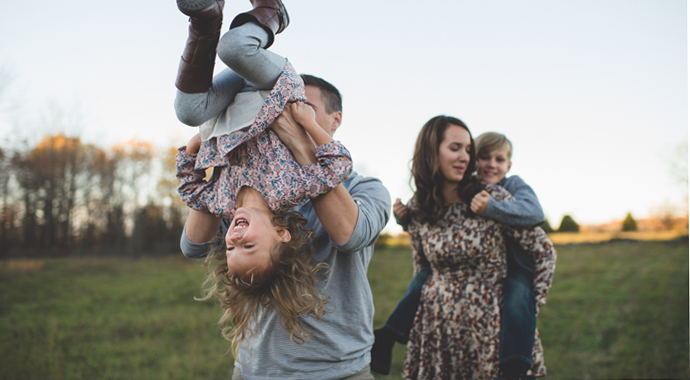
[{"x1": 304, "y1": 85, "x2": 341, "y2": 136}]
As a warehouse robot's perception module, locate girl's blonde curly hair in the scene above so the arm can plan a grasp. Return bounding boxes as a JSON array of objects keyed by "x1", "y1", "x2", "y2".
[{"x1": 196, "y1": 210, "x2": 331, "y2": 360}]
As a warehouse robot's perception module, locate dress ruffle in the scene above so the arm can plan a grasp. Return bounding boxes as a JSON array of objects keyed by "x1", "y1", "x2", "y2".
[{"x1": 194, "y1": 60, "x2": 306, "y2": 170}]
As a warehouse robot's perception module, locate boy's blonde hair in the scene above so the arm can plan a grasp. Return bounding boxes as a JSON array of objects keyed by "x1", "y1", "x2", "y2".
[
  {"x1": 474, "y1": 132, "x2": 513, "y2": 160},
  {"x1": 197, "y1": 211, "x2": 331, "y2": 361}
]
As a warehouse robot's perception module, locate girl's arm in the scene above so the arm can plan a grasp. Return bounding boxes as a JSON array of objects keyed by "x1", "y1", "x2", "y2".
[
  {"x1": 176, "y1": 134, "x2": 223, "y2": 218},
  {"x1": 289, "y1": 101, "x2": 334, "y2": 147}
]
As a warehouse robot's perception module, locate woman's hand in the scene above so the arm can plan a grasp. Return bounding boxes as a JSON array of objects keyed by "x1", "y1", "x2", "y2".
[
  {"x1": 393, "y1": 198, "x2": 410, "y2": 221},
  {"x1": 186, "y1": 133, "x2": 202, "y2": 154},
  {"x1": 470, "y1": 190, "x2": 490, "y2": 215}
]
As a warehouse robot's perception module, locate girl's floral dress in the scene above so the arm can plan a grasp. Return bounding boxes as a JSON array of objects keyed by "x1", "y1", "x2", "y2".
[{"x1": 176, "y1": 61, "x2": 352, "y2": 219}]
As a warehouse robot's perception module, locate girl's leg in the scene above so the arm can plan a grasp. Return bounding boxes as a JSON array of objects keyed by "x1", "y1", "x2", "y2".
[
  {"x1": 217, "y1": 22, "x2": 286, "y2": 90},
  {"x1": 174, "y1": 68, "x2": 246, "y2": 126},
  {"x1": 229, "y1": 0, "x2": 289, "y2": 49},
  {"x1": 175, "y1": 0, "x2": 249, "y2": 126},
  {"x1": 175, "y1": 0, "x2": 224, "y2": 94}
]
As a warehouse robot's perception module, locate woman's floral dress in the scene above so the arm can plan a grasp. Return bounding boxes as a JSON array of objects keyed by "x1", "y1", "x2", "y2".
[{"x1": 402, "y1": 185, "x2": 556, "y2": 380}]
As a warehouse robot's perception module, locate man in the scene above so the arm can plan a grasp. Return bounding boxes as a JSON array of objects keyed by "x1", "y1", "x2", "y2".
[{"x1": 180, "y1": 74, "x2": 391, "y2": 380}]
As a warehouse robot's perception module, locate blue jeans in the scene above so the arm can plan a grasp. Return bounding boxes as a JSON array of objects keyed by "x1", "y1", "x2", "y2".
[
  {"x1": 499, "y1": 244, "x2": 536, "y2": 366},
  {"x1": 382, "y1": 268, "x2": 431, "y2": 344}
]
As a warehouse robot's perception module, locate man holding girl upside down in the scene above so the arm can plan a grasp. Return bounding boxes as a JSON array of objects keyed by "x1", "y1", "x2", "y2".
[{"x1": 174, "y1": 0, "x2": 391, "y2": 379}]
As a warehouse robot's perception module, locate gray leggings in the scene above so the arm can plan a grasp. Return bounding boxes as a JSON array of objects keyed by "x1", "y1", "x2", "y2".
[{"x1": 174, "y1": 22, "x2": 287, "y2": 126}]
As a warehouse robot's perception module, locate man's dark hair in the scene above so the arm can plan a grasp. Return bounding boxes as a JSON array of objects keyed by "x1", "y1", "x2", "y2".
[{"x1": 300, "y1": 74, "x2": 342, "y2": 114}]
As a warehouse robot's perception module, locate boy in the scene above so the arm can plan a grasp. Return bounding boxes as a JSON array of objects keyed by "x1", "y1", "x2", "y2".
[{"x1": 374, "y1": 132, "x2": 544, "y2": 380}]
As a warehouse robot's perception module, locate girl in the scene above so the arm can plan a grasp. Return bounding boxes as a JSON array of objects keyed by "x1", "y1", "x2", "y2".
[
  {"x1": 173, "y1": 0, "x2": 350, "y2": 358},
  {"x1": 397, "y1": 116, "x2": 556, "y2": 379}
]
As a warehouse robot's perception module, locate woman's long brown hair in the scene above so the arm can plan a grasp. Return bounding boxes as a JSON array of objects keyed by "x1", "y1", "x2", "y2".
[{"x1": 410, "y1": 115, "x2": 482, "y2": 224}]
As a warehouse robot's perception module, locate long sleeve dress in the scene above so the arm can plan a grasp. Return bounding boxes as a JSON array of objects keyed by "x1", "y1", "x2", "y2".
[
  {"x1": 402, "y1": 185, "x2": 556, "y2": 380},
  {"x1": 175, "y1": 63, "x2": 352, "y2": 220}
]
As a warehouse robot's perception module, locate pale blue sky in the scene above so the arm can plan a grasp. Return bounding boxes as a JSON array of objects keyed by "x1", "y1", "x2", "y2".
[{"x1": 1, "y1": 0, "x2": 687, "y2": 233}]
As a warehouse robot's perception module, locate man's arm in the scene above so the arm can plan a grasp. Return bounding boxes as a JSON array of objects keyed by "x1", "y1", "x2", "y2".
[
  {"x1": 484, "y1": 175, "x2": 545, "y2": 228},
  {"x1": 270, "y1": 107, "x2": 382, "y2": 245}
]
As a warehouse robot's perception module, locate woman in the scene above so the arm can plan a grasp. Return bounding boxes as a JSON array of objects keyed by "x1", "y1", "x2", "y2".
[{"x1": 398, "y1": 116, "x2": 556, "y2": 379}]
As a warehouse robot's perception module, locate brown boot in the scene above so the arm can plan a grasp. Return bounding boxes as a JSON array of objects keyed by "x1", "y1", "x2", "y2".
[
  {"x1": 229, "y1": 0, "x2": 289, "y2": 48},
  {"x1": 175, "y1": 0, "x2": 225, "y2": 93}
]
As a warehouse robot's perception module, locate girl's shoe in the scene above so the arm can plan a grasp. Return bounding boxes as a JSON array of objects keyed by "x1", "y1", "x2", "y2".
[
  {"x1": 175, "y1": 0, "x2": 225, "y2": 93},
  {"x1": 230, "y1": 0, "x2": 289, "y2": 48}
]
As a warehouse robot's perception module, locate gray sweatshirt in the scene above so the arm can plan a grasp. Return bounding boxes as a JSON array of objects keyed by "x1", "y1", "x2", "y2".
[{"x1": 180, "y1": 172, "x2": 391, "y2": 379}]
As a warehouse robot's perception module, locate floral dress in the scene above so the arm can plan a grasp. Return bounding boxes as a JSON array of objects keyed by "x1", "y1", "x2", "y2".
[
  {"x1": 175, "y1": 61, "x2": 352, "y2": 220},
  {"x1": 402, "y1": 185, "x2": 556, "y2": 380}
]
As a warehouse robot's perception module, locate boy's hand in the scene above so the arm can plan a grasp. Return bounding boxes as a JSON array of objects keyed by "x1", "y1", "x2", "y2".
[
  {"x1": 393, "y1": 198, "x2": 410, "y2": 221},
  {"x1": 186, "y1": 133, "x2": 202, "y2": 154},
  {"x1": 470, "y1": 190, "x2": 490, "y2": 215}
]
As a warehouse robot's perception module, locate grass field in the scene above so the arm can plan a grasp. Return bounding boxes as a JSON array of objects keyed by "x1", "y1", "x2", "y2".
[{"x1": 1, "y1": 239, "x2": 688, "y2": 379}]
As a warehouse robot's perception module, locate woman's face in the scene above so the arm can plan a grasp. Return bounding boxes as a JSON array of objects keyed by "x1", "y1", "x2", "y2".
[
  {"x1": 437, "y1": 124, "x2": 472, "y2": 185},
  {"x1": 225, "y1": 207, "x2": 288, "y2": 278}
]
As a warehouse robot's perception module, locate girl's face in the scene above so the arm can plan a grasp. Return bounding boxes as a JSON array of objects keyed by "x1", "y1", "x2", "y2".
[
  {"x1": 437, "y1": 125, "x2": 472, "y2": 185},
  {"x1": 225, "y1": 207, "x2": 290, "y2": 278},
  {"x1": 477, "y1": 147, "x2": 511, "y2": 185}
]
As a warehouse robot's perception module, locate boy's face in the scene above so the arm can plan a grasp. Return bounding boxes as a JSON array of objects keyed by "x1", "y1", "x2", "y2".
[
  {"x1": 477, "y1": 147, "x2": 511, "y2": 185},
  {"x1": 225, "y1": 207, "x2": 289, "y2": 278}
]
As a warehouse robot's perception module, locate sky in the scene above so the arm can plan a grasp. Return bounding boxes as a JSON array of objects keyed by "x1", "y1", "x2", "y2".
[{"x1": 1, "y1": 0, "x2": 687, "y2": 234}]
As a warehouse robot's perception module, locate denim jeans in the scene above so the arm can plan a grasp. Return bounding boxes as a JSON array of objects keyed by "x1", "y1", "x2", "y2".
[
  {"x1": 499, "y1": 245, "x2": 537, "y2": 366},
  {"x1": 382, "y1": 267, "x2": 431, "y2": 344}
]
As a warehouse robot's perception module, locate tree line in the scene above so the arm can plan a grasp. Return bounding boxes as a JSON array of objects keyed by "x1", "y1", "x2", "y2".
[{"x1": 0, "y1": 134, "x2": 186, "y2": 258}]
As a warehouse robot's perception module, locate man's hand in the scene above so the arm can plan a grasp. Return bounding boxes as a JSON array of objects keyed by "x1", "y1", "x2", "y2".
[
  {"x1": 393, "y1": 198, "x2": 410, "y2": 221},
  {"x1": 470, "y1": 190, "x2": 490, "y2": 215},
  {"x1": 269, "y1": 104, "x2": 317, "y2": 165}
]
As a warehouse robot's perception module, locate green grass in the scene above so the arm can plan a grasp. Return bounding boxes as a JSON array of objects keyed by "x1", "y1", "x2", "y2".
[{"x1": 1, "y1": 240, "x2": 688, "y2": 379}]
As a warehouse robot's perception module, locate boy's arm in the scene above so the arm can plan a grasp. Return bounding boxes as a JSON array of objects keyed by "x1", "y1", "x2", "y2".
[{"x1": 484, "y1": 175, "x2": 545, "y2": 228}]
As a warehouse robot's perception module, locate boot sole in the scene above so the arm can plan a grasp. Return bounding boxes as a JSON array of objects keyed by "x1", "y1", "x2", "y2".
[{"x1": 177, "y1": 0, "x2": 216, "y2": 13}]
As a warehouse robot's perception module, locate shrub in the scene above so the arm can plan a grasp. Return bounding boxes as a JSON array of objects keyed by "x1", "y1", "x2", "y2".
[
  {"x1": 622, "y1": 212, "x2": 638, "y2": 231},
  {"x1": 558, "y1": 215, "x2": 580, "y2": 232}
]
